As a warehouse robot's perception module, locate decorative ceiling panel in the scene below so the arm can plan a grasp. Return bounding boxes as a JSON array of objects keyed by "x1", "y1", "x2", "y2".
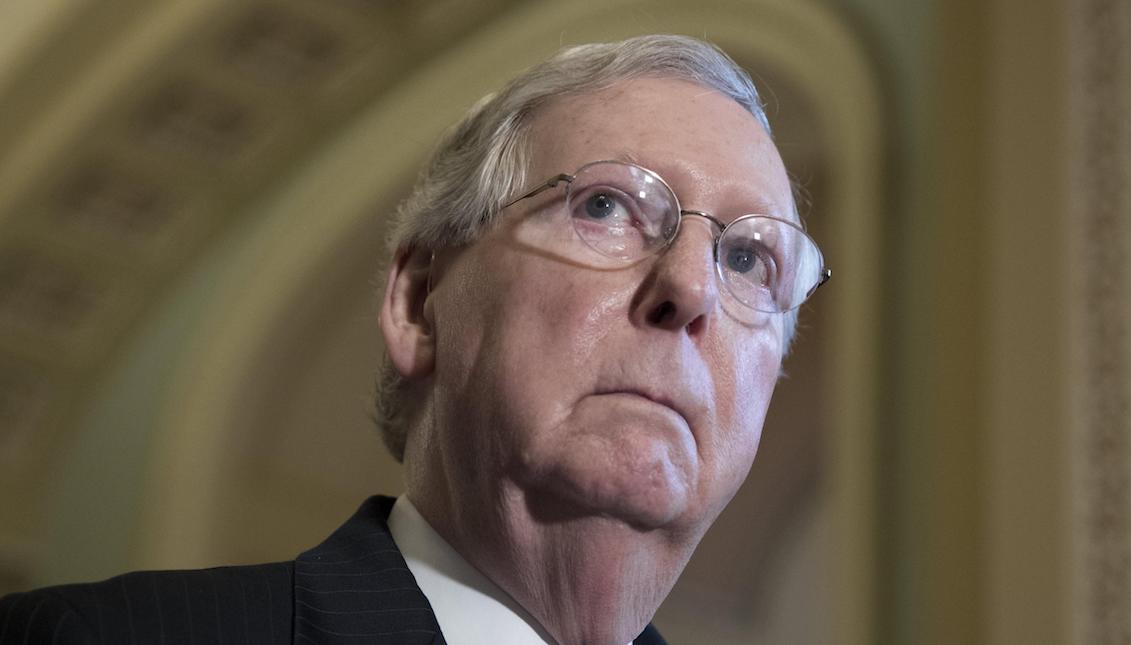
[{"x1": 0, "y1": 0, "x2": 523, "y2": 509}]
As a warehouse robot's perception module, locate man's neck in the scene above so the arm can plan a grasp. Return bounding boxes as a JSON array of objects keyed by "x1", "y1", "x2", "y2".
[
  {"x1": 389, "y1": 497, "x2": 557, "y2": 644},
  {"x1": 407, "y1": 485, "x2": 692, "y2": 645}
]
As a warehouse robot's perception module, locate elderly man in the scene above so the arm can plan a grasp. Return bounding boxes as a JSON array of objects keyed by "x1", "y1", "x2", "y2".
[{"x1": 0, "y1": 34, "x2": 827, "y2": 645}]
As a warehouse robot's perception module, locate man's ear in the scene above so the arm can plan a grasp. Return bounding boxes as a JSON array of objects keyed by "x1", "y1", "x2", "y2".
[{"x1": 379, "y1": 246, "x2": 435, "y2": 380}]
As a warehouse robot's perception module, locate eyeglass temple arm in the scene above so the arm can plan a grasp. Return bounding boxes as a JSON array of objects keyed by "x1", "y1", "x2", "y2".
[
  {"x1": 799, "y1": 268, "x2": 832, "y2": 303},
  {"x1": 501, "y1": 174, "x2": 574, "y2": 210},
  {"x1": 816, "y1": 268, "x2": 832, "y2": 288}
]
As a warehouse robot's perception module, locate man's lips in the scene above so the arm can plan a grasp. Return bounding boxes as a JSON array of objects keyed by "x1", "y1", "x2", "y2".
[{"x1": 595, "y1": 388, "x2": 693, "y2": 430}]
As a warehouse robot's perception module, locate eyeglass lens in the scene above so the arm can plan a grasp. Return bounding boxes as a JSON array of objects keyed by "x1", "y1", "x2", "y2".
[{"x1": 562, "y1": 161, "x2": 825, "y2": 313}]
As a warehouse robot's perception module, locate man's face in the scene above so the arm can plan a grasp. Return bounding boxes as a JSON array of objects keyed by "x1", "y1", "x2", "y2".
[{"x1": 425, "y1": 77, "x2": 793, "y2": 536}]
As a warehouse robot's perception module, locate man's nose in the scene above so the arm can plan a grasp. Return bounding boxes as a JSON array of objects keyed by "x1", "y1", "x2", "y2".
[{"x1": 633, "y1": 217, "x2": 720, "y2": 335}]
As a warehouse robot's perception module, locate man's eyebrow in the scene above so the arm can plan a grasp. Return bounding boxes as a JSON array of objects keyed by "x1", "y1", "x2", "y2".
[
  {"x1": 611, "y1": 150, "x2": 643, "y2": 165},
  {"x1": 739, "y1": 195, "x2": 787, "y2": 216},
  {"x1": 609, "y1": 151, "x2": 795, "y2": 219},
  {"x1": 697, "y1": 193, "x2": 788, "y2": 219}
]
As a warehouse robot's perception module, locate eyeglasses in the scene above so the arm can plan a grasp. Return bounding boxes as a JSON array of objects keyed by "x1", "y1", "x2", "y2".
[{"x1": 501, "y1": 160, "x2": 831, "y2": 313}]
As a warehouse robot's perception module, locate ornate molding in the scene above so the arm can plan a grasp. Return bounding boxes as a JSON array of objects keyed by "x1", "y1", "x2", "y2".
[
  {"x1": 0, "y1": 0, "x2": 522, "y2": 483},
  {"x1": 1070, "y1": 0, "x2": 1131, "y2": 642}
]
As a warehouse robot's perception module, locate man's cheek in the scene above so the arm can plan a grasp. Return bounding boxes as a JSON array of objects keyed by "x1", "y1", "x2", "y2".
[{"x1": 714, "y1": 369, "x2": 771, "y2": 460}]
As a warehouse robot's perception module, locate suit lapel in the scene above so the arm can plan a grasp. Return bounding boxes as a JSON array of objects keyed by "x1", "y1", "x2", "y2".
[{"x1": 293, "y1": 496, "x2": 445, "y2": 644}]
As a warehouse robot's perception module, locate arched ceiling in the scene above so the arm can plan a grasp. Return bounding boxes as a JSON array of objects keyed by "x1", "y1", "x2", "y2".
[{"x1": 0, "y1": 0, "x2": 526, "y2": 524}]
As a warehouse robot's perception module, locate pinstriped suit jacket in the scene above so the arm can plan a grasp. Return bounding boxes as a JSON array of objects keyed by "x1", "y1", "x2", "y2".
[{"x1": 0, "y1": 497, "x2": 666, "y2": 644}]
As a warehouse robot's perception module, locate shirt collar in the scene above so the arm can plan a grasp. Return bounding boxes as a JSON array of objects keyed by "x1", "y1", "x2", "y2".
[{"x1": 387, "y1": 496, "x2": 556, "y2": 645}]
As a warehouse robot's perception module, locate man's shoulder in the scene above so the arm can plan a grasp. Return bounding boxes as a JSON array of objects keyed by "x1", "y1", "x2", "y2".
[
  {"x1": 634, "y1": 622, "x2": 668, "y2": 645},
  {"x1": 0, "y1": 561, "x2": 294, "y2": 645}
]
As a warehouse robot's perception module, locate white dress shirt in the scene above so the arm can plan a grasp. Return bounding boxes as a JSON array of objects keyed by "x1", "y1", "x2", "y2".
[{"x1": 387, "y1": 496, "x2": 557, "y2": 645}]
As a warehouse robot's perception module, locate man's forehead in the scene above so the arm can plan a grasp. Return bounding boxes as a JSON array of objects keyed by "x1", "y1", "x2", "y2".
[
  {"x1": 527, "y1": 79, "x2": 774, "y2": 162},
  {"x1": 523, "y1": 86, "x2": 795, "y2": 222}
]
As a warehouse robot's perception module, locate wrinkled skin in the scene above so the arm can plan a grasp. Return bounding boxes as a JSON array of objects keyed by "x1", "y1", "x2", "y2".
[{"x1": 381, "y1": 77, "x2": 794, "y2": 645}]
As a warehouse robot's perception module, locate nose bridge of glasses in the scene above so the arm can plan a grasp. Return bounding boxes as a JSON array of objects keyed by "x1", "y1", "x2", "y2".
[
  {"x1": 661, "y1": 211, "x2": 723, "y2": 272},
  {"x1": 650, "y1": 212, "x2": 723, "y2": 310},
  {"x1": 678, "y1": 210, "x2": 725, "y2": 232},
  {"x1": 675, "y1": 210, "x2": 726, "y2": 247}
]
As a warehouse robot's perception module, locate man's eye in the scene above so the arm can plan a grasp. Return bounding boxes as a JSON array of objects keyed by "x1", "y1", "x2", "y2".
[
  {"x1": 582, "y1": 192, "x2": 627, "y2": 220},
  {"x1": 725, "y1": 247, "x2": 757, "y2": 272},
  {"x1": 724, "y1": 245, "x2": 774, "y2": 286}
]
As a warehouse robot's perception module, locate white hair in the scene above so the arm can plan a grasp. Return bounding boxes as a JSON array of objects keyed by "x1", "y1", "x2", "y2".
[{"x1": 376, "y1": 34, "x2": 793, "y2": 461}]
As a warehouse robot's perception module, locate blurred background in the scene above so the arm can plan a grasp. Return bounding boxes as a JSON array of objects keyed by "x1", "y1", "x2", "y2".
[{"x1": 0, "y1": 0, "x2": 1126, "y2": 644}]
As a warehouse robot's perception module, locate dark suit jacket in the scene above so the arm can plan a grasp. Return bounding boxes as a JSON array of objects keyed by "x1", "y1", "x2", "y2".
[{"x1": 0, "y1": 496, "x2": 666, "y2": 644}]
